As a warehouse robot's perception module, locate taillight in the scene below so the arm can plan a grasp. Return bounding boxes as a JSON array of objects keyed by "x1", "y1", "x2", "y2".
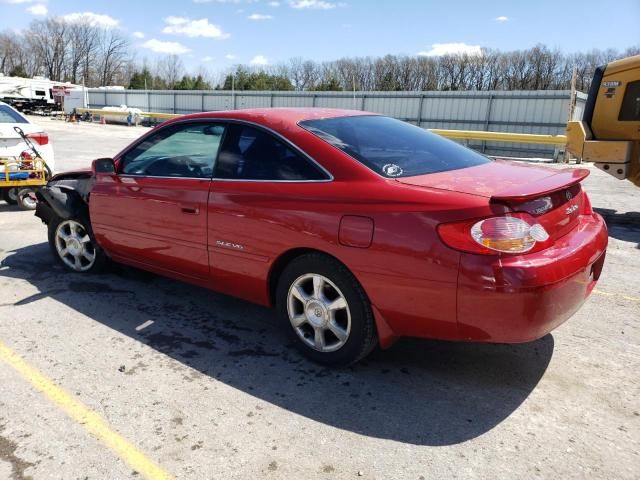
[
  {"x1": 26, "y1": 132, "x2": 49, "y2": 145},
  {"x1": 438, "y1": 213, "x2": 551, "y2": 255}
]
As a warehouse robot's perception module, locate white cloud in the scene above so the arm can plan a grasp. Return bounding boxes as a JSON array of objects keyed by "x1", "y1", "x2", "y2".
[
  {"x1": 141, "y1": 39, "x2": 191, "y2": 55},
  {"x1": 162, "y1": 16, "x2": 230, "y2": 39},
  {"x1": 268, "y1": 1, "x2": 280, "y2": 5},
  {"x1": 225, "y1": 54, "x2": 236, "y2": 60},
  {"x1": 26, "y1": 3, "x2": 46, "y2": 15},
  {"x1": 132, "y1": 31, "x2": 145, "y2": 39},
  {"x1": 495, "y1": 16, "x2": 509, "y2": 22},
  {"x1": 289, "y1": 0, "x2": 338, "y2": 9},
  {"x1": 250, "y1": 55, "x2": 268, "y2": 66},
  {"x1": 4, "y1": 0, "x2": 46, "y2": 4},
  {"x1": 193, "y1": 0, "x2": 241, "y2": 3},
  {"x1": 61, "y1": 12, "x2": 120, "y2": 28},
  {"x1": 417, "y1": 42, "x2": 482, "y2": 57},
  {"x1": 202, "y1": 56, "x2": 214, "y2": 62},
  {"x1": 248, "y1": 13, "x2": 273, "y2": 20}
]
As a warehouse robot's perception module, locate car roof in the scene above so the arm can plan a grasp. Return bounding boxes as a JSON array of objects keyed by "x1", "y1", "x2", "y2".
[{"x1": 176, "y1": 107, "x2": 377, "y2": 128}]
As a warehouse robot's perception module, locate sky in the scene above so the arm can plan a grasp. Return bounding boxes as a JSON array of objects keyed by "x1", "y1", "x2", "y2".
[{"x1": 2, "y1": 0, "x2": 639, "y2": 73}]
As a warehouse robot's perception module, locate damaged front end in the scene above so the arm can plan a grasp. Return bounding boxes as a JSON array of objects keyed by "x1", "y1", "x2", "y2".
[{"x1": 35, "y1": 170, "x2": 94, "y2": 225}]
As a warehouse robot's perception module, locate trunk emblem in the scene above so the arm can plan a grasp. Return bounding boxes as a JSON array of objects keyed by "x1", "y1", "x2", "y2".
[
  {"x1": 565, "y1": 204, "x2": 579, "y2": 215},
  {"x1": 565, "y1": 191, "x2": 573, "y2": 201}
]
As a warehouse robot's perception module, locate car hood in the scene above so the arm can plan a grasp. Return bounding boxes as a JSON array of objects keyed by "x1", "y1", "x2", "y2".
[
  {"x1": 49, "y1": 169, "x2": 92, "y2": 182},
  {"x1": 395, "y1": 160, "x2": 587, "y2": 199}
]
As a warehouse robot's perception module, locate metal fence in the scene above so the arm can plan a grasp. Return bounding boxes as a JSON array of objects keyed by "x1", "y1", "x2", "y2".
[{"x1": 87, "y1": 89, "x2": 586, "y2": 158}]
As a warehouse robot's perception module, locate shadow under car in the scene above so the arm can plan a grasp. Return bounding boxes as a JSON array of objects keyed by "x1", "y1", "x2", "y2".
[{"x1": 0, "y1": 242, "x2": 554, "y2": 446}]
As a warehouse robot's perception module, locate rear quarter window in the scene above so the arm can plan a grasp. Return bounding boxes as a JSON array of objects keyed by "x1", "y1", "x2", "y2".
[
  {"x1": 300, "y1": 115, "x2": 489, "y2": 178},
  {"x1": 0, "y1": 105, "x2": 28, "y2": 124}
]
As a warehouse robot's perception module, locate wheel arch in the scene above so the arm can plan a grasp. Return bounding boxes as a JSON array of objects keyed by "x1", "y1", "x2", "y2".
[
  {"x1": 267, "y1": 247, "x2": 333, "y2": 307},
  {"x1": 35, "y1": 181, "x2": 91, "y2": 226},
  {"x1": 266, "y1": 246, "x2": 397, "y2": 349}
]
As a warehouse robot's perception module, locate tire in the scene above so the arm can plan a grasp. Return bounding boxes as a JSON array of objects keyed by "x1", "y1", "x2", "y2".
[
  {"x1": 17, "y1": 188, "x2": 37, "y2": 210},
  {"x1": 276, "y1": 253, "x2": 378, "y2": 367},
  {"x1": 47, "y1": 215, "x2": 106, "y2": 273},
  {"x1": 1, "y1": 188, "x2": 18, "y2": 205}
]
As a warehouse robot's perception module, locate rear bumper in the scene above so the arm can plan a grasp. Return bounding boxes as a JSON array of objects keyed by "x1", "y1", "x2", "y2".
[{"x1": 456, "y1": 213, "x2": 608, "y2": 342}]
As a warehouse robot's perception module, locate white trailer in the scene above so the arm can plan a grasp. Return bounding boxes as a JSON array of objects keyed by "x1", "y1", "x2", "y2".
[
  {"x1": 0, "y1": 75, "x2": 79, "y2": 113},
  {"x1": 63, "y1": 87, "x2": 89, "y2": 114}
]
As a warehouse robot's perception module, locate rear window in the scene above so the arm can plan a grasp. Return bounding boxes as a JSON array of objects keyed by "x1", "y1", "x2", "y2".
[
  {"x1": 300, "y1": 115, "x2": 489, "y2": 178},
  {"x1": 0, "y1": 105, "x2": 28, "y2": 124}
]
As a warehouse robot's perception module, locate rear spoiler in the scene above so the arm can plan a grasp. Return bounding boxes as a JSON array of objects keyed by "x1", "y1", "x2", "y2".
[{"x1": 491, "y1": 168, "x2": 590, "y2": 202}]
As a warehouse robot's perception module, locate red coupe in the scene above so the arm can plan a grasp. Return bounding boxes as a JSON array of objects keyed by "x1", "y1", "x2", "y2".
[{"x1": 35, "y1": 108, "x2": 608, "y2": 366}]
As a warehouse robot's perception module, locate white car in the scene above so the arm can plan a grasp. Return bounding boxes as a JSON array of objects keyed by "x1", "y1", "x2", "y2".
[{"x1": 0, "y1": 101, "x2": 55, "y2": 206}]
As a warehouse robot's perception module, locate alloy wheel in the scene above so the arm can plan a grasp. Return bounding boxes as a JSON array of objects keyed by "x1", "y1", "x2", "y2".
[
  {"x1": 287, "y1": 273, "x2": 351, "y2": 352},
  {"x1": 55, "y1": 220, "x2": 96, "y2": 272}
]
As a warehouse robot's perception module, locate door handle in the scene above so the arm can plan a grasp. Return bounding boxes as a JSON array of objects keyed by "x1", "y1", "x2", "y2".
[{"x1": 181, "y1": 206, "x2": 199, "y2": 215}]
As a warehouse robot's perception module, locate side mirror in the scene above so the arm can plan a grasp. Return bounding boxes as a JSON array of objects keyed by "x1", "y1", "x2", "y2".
[{"x1": 92, "y1": 157, "x2": 115, "y2": 174}]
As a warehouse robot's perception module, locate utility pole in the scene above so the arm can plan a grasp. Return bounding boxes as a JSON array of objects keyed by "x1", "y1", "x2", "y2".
[
  {"x1": 353, "y1": 75, "x2": 357, "y2": 109},
  {"x1": 231, "y1": 73, "x2": 235, "y2": 110},
  {"x1": 564, "y1": 65, "x2": 578, "y2": 164}
]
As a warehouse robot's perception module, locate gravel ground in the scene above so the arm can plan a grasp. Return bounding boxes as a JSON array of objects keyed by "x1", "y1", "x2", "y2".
[{"x1": 0, "y1": 117, "x2": 638, "y2": 479}]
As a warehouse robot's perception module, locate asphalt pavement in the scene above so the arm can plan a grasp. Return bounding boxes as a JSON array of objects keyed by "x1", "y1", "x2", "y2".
[{"x1": 0, "y1": 117, "x2": 638, "y2": 479}]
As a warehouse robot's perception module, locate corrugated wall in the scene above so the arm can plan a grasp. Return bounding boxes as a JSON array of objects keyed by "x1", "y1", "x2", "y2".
[{"x1": 88, "y1": 89, "x2": 586, "y2": 158}]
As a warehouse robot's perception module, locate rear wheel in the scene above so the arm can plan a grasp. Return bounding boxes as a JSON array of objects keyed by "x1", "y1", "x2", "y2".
[
  {"x1": 48, "y1": 216, "x2": 106, "y2": 273},
  {"x1": 1, "y1": 188, "x2": 18, "y2": 205},
  {"x1": 276, "y1": 253, "x2": 378, "y2": 367}
]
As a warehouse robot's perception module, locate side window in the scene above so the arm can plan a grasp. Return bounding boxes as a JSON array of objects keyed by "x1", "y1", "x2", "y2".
[
  {"x1": 619, "y1": 80, "x2": 640, "y2": 121},
  {"x1": 120, "y1": 122, "x2": 225, "y2": 178},
  {"x1": 215, "y1": 124, "x2": 327, "y2": 181}
]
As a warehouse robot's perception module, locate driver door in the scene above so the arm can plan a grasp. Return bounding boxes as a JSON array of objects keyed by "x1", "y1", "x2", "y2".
[{"x1": 90, "y1": 121, "x2": 225, "y2": 280}]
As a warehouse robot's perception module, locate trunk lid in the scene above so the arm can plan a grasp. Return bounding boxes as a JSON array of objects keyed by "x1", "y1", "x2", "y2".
[
  {"x1": 397, "y1": 160, "x2": 589, "y2": 240},
  {"x1": 0, "y1": 123, "x2": 38, "y2": 157}
]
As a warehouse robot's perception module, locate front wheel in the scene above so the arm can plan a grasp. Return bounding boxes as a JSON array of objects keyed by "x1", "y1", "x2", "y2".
[
  {"x1": 48, "y1": 216, "x2": 106, "y2": 273},
  {"x1": 17, "y1": 188, "x2": 37, "y2": 210},
  {"x1": 276, "y1": 253, "x2": 378, "y2": 367}
]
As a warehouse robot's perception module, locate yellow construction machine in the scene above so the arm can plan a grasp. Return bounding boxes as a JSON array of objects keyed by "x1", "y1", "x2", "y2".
[{"x1": 566, "y1": 55, "x2": 640, "y2": 187}]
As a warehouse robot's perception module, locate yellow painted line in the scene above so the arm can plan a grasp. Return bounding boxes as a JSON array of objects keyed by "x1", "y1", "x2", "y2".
[
  {"x1": 592, "y1": 289, "x2": 640, "y2": 303},
  {"x1": 0, "y1": 340, "x2": 174, "y2": 480}
]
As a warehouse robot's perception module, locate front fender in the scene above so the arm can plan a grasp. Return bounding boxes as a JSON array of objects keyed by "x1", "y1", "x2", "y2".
[{"x1": 35, "y1": 175, "x2": 94, "y2": 225}]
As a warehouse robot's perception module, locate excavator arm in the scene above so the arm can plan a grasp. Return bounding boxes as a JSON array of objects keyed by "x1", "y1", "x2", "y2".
[{"x1": 566, "y1": 55, "x2": 640, "y2": 187}]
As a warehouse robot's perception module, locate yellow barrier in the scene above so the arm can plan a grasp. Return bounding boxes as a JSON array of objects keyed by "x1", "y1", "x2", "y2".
[
  {"x1": 76, "y1": 108, "x2": 568, "y2": 147},
  {"x1": 429, "y1": 129, "x2": 567, "y2": 146},
  {"x1": 77, "y1": 108, "x2": 180, "y2": 120}
]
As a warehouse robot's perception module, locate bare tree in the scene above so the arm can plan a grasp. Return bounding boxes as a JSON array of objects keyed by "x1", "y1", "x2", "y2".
[
  {"x1": 97, "y1": 29, "x2": 129, "y2": 86},
  {"x1": 156, "y1": 55, "x2": 184, "y2": 88},
  {"x1": 68, "y1": 21, "x2": 101, "y2": 84},
  {"x1": 25, "y1": 18, "x2": 67, "y2": 81},
  {"x1": 0, "y1": 22, "x2": 638, "y2": 93}
]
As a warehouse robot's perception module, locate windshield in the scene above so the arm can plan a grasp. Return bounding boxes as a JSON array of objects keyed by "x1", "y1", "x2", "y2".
[{"x1": 300, "y1": 115, "x2": 489, "y2": 178}]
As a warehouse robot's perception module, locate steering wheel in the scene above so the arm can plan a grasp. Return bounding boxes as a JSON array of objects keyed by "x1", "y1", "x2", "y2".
[
  {"x1": 184, "y1": 157, "x2": 203, "y2": 177},
  {"x1": 172, "y1": 156, "x2": 203, "y2": 177}
]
